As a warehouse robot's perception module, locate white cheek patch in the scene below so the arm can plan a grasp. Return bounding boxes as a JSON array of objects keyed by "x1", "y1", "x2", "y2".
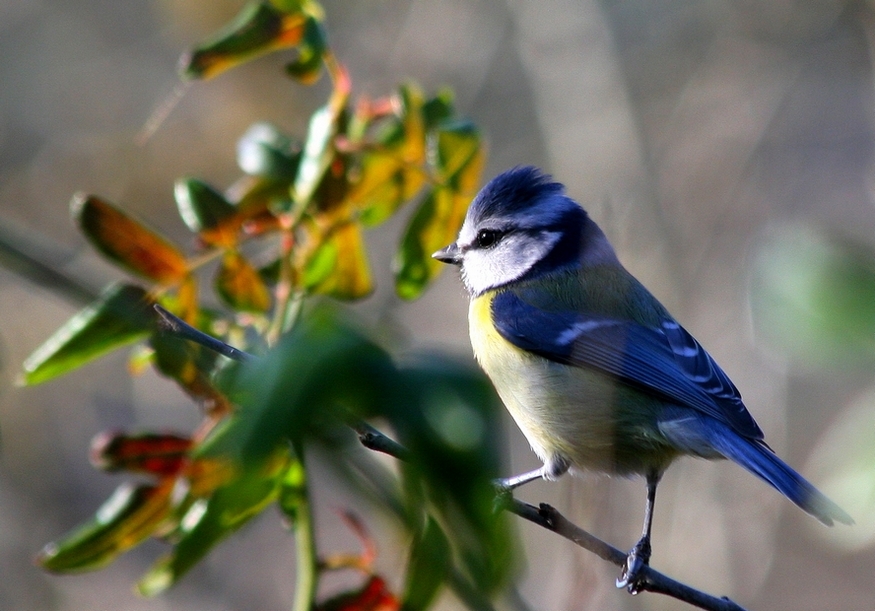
[{"x1": 461, "y1": 231, "x2": 561, "y2": 295}]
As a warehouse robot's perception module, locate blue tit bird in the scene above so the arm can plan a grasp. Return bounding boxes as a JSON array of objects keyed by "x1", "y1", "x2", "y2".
[{"x1": 432, "y1": 166, "x2": 852, "y2": 592}]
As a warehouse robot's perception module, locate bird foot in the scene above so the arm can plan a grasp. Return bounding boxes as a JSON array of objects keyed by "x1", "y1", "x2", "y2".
[{"x1": 615, "y1": 537, "x2": 651, "y2": 594}]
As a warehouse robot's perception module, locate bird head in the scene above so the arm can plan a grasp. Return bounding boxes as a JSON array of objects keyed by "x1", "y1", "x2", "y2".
[{"x1": 433, "y1": 166, "x2": 617, "y2": 296}]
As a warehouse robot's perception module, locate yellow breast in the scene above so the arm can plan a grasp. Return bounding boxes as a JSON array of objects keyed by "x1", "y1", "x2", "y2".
[{"x1": 469, "y1": 291, "x2": 620, "y2": 469}]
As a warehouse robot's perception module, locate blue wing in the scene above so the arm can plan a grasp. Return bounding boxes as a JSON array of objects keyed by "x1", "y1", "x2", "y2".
[{"x1": 491, "y1": 290, "x2": 764, "y2": 440}]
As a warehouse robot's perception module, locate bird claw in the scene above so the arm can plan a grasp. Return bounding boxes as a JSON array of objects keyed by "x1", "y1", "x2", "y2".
[{"x1": 615, "y1": 538, "x2": 651, "y2": 594}]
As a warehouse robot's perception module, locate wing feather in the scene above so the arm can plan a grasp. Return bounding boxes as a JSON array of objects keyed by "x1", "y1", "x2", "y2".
[{"x1": 491, "y1": 290, "x2": 764, "y2": 440}]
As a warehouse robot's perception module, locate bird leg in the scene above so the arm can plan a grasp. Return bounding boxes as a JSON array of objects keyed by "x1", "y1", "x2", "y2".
[
  {"x1": 617, "y1": 470, "x2": 661, "y2": 594},
  {"x1": 494, "y1": 455, "x2": 570, "y2": 492}
]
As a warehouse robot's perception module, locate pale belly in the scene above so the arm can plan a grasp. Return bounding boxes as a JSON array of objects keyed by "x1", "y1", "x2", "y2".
[{"x1": 469, "y1": 294, "x2": 674, "y2": 475}]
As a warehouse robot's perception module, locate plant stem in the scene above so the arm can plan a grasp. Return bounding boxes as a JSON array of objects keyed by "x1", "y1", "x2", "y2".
[{"x1": 287, "y1": 444, "x2": 318, "y2": 611}]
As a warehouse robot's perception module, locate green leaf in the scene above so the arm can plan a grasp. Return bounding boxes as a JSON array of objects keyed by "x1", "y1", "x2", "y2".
[
  {"x1": 354, "y1": 153, "x2": 405, "y2": 227},
  {"x1": 354, "y1": 86, "x2": 458, "y2": 228},
  {"x1": 179, "y1": 1, "x2": 309, "y2": 81},
  {"x1": 284, "y1": 15, "x2": 328, "y2": 84},
  {"x1": 401, "y1": 517, "x2": 450, "y2": 611},
  {"x1": 149, "y1": 318, "x2": 234, "y2": 410},
  {"x1": 421, "y1": 90, "x2": 455, "y2": 131},
  {"x1": 277, "y1": 458, "x2": 307, "y2": 519},
  {"x1": 72, "y1": 194, "x2": 189, "y2": 284},
  {"x1": 137, "y1": 462, "x2": 285, "y2": 596},
  {"x1": 174, "y1": 177, "x2": 236, "y2": 234},
  {"x1": 197, "y1": 311, "x2": 397, "y2": 467},
  {"x1": 38, "y1": 482, "x2": 173, "y2": 573},
  {"x1": 393, "y1": 121, "x2": 484, "y2": 300},
  {"x1": 22, "y1": 283, "x2": 154, "y2": 385},
  {"x1": 389, "y1": 358, "x2": 513, "y2": 592},
  {"x1": 305, "y1": 222, "x2": 373, "y2": 300},
  {"x1": 393, "y1": 188, "x2": 453, "y2": 300},
  {"x1": 270, "y1": 0, "x2": 325, "y2": 18},
  {"x1": 292, "y1": 102, "x2": 345, "y2": 214},
  {"x1": 216, "y1": 251, "x2": 273, "y2": 313},
  {"x1": 237, "y1": 122, "x2": 301, "y2": 179},
  {"x1": 434, "y1": 121, "x2": 483, "y2": 186}
]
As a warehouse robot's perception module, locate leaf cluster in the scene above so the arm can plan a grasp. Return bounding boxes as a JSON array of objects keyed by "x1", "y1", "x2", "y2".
[{"x1": 21, "y1": 2, "x2": 507, "y2": 609}]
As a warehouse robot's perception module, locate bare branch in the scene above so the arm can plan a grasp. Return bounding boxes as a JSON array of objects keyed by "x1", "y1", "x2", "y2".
[
  {"x1": 340, "y1": 423, "x2": 749, "y2": 610},
  {"x1": 153, "y1": 305, "x2": 256, "y2": 363},
  {"x1": 504, "y1": 499, "x2": 748, "y2": 611}
]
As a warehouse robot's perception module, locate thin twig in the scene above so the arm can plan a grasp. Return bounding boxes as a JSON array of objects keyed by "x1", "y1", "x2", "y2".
[
  {"x1": 504, "y1": 500, "x2": 747, "y2": 611},
  {"x1": 154, "y1": 305, "x2": 256, "y2": 363},
  {"x1": 343, "y1": 425, "x2": 748, "y2": 611},
  {"x1": 352, "y1": 421, "x2": 412, "y2": 462},
  {"x1": 156, "y1": 310, "x2": 750, "y2": 611}
]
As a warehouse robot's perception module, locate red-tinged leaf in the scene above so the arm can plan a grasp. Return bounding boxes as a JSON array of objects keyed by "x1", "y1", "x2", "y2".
[
  {"x1": 21, "y1": 283, "x2": 154, "y2": 385},
  {"x1": 354, "y1": 85, "x2": 435, "y2": 227},
  {"x1": 72, "y1": 194, "x2": 188, "y2": 284},
  {"x1": 137, "y1": 460, "x2": 286, "y2": 596},
  {"x1": 225, "y1": 175, "x2": 289, "y2": 231},
  {"x1": 216, "y1": 251, "x2": 272, "y2": 313},
  {"x1": 317, "y1": 576, "x2": 400, "y2": 611},
  {"x1": 91, "y1": 432, "x2": 192, "y2": 477},
  {"x1": 179, "y1": 2, "x2": 309, "y2": 81},
  {"x1": 38, "y1": 482, "x2": 174, "y2": 573},
  {"x1": 304, "y1": 222, "x2": 373, "y2": 300}
]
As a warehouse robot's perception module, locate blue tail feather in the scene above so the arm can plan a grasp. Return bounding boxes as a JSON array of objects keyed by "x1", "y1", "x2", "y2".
[{"x1": 662, "y1": 416, "x2": 853, "y2": 526}]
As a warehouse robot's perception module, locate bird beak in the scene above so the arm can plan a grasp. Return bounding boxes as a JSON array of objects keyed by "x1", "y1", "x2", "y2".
[{"x1": 432, "y1": 242, "x2": 462, "y2": 265}]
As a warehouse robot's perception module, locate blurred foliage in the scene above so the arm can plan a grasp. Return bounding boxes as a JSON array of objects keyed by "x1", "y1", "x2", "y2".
[
  {"x1": 20, "y1": 1, "x2": 510, "y2": 609},
  {"x1": 750, "y1": 224, "x2": 875, "y2": 368},
  {"x1": 807, "y1": 385, "x2": 875, "y2": 551}
]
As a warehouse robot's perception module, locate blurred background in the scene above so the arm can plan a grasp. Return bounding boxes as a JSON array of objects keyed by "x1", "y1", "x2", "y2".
[{"x1": 2, "y1": 0, "x2": 875, "y2": 609}]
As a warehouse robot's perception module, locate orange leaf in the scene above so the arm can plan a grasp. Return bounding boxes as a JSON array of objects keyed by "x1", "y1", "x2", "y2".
[
  {"x1": 72, "y1": 194, "x2": 188, "y2": 284},
  {"x1": 216, "y1": 251, "x2": 272, "y2": 313},
  {"x1": 317, "y1": 576, "x2": 400, "y2": 611}
]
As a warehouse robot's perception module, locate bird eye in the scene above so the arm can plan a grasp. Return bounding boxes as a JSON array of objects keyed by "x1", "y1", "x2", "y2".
[{"x1": 475, "y1": 229, "x2": 501, "y2": 248}]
